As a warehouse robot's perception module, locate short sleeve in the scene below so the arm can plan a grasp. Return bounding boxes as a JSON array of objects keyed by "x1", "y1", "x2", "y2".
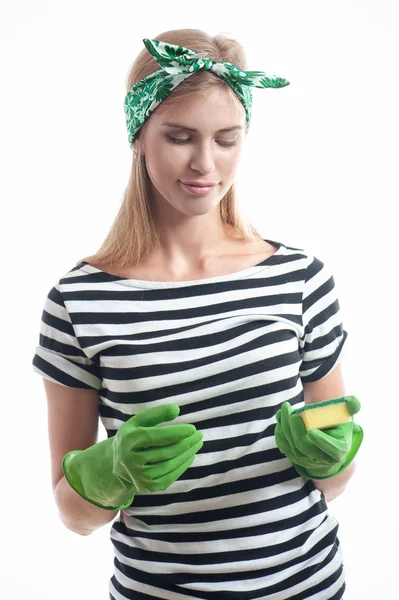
[
  {"x1": 32, "y1": 282, "x2": 102, "y2": 390},
  {"x1": 299, "y1": 255, "x2": 348, "y2": 383}
]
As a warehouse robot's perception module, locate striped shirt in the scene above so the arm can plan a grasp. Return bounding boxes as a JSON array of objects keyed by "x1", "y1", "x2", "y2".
[{"x1": 32, "y1": 238, "x2": 347, "y2": 600}]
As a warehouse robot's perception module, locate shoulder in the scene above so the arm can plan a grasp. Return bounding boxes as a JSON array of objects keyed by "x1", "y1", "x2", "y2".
[{"x1": 42, "y1": 262, "x2": 93, "y2": 304}]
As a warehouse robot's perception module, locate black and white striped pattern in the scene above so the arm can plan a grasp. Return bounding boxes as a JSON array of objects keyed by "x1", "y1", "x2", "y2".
[{"x1": 32, "y1": 239, "x2": 347, "y2": 600}]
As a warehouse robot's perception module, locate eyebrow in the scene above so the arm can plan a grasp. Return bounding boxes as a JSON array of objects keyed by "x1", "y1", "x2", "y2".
[{"x1": 161, "y1": 122, "x2": 243, "y2": 133}]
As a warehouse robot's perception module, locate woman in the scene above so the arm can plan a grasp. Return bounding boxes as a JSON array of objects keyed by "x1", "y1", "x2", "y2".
[{"x1": 32, "y1": 28, "x2": 362, "y2": 600}]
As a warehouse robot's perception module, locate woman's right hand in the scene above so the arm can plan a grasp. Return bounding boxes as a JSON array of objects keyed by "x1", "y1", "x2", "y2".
[
  {"x1": 62, "y1": 403, "x2": 203, "y2": 510},
  {"x1": 112, "y1": 403, "x2": 204, "y2": 493}
]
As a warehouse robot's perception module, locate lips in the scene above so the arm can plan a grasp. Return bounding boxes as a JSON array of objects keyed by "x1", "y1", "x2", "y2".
[
  {"x1": 180, "y1": 181, "x2": 216, "y2": 195},
  {"x1": 180, "y1": 181, "x2": 217, "y2": 187}
]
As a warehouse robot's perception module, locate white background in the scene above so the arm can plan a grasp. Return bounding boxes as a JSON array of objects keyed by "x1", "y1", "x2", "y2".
[{"x1": 1, "y1": 1, "x2": 398, "y2": 598}]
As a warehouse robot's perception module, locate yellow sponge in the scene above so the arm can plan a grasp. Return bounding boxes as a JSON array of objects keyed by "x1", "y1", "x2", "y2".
[{"x1": 294, "y1": 397, "x2": 352, "y2": 431}]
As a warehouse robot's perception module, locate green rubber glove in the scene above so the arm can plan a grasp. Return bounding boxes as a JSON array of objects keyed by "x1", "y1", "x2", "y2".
[
  {"x1": 274, "y1": 396, "x2": 363, "y2": 480},
  {"x1": 62, "y1": 403, "x2": 203, "y2": 510}
]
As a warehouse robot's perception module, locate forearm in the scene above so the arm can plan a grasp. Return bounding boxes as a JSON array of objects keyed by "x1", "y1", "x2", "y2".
[
  {"x1": 54, "y1": 475, "x2": 119, "y2": 535},
  {"x1": 312, "y1": 460, "x2": 357, "y2": 502}
]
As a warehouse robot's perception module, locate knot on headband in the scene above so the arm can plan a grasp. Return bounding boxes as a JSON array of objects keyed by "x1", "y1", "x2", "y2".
[{"x1": 124, "y1": 38, "x2": 290, "y2": 147}]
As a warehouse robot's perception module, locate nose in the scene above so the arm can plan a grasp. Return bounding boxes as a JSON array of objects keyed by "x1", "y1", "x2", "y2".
[{"x1": 190, "y1": 143, "x2": 216, "y2": 173}]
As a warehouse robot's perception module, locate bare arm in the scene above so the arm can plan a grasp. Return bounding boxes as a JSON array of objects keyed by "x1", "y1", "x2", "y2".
[
  {"x1": 302, "y1": 363, "x2": 357, "y2": 502},
  {"x1": 54, "y1": 475, "x2": 118, "y2": 535},
  {"x1": 312, "y1": 460, "x2": 356, "y2": 502},
  {"x1": 44, "y1": 379, "x2": 119, "y2": 535}
]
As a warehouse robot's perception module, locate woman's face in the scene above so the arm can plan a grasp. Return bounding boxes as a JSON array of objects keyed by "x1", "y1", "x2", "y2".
[{"x1": 137, "y1": 88, "x2": 246, "y2": 220}]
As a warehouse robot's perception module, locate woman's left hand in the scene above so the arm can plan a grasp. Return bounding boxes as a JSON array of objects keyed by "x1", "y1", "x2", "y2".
[{"x1": 274, "y1": 397, "x2": 363, "y2": 480}]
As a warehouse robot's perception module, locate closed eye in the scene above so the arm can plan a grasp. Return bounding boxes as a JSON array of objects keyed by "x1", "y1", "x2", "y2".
[{"x1": 168, "y1": 136, "x2": 236, "y2": 147}]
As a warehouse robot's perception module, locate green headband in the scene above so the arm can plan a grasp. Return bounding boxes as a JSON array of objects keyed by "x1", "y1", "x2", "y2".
[{"x1": 124, "y1": 38, "x2": 290, "y2": 148}]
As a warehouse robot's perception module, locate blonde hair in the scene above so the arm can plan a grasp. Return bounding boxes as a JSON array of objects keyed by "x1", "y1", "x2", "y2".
[{"x1": 77, "y1": 28, "x2": 264, "y2": 270}]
